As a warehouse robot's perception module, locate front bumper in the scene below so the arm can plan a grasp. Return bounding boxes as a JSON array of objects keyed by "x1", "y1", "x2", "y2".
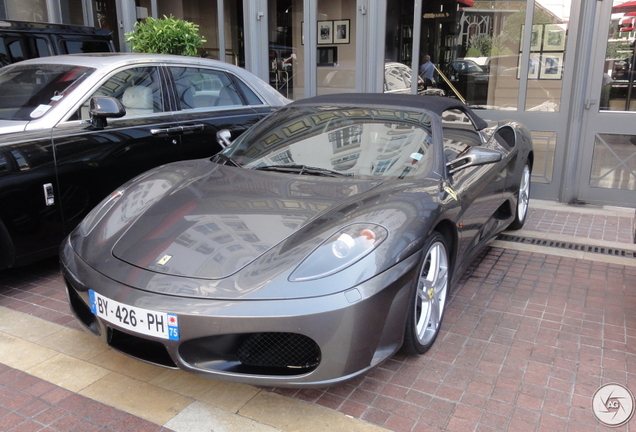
[{"x1": 60, "y1": 236, "x2": 421, "y2": 387}]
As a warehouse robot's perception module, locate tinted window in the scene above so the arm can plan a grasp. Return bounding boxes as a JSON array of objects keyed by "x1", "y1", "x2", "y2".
[
  {"x1": 74, "y1": 66, "x2": 164, "y2": 120},
  {"x1": 62, "y1": 39, "x2": 112, "y2": 54},
  {"x1": 169, "y1": 67, "x2": 245, "y2": 110},
  {"x1": 7, "y1": 39, "x2": 24, "y2": 63},
  {"x1": 234, "y1": 78, "x2": 263, "y2": 105},
  {"x1": 0, "y1": 64, "x2": 95, "y2": 121},
  {"x1": 0, "y1": 153, "x2": 8, "y2": 173},
  {"x1": 34, "y1": 38, "x2": 51, "y2": 57},
  {"x1": 0, "y1": 38, "x2": 8, "y2": 66}
]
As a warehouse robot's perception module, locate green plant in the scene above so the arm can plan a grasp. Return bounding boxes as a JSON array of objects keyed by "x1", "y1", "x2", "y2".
[{"x1": 125, "y1": 15, "x2": 206, "y2": 56}]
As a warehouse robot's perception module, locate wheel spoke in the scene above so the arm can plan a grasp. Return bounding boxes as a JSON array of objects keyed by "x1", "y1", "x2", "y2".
[
  {"x1": 517, "y1": 166, "x2": 530, "y2": 221},
  {"x1": 413, "y1": 240, "x2": 449, "y2": 346}
]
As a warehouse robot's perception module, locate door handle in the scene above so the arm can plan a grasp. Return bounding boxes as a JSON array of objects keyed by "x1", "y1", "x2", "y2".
[
  {"x1": 151, "y1": 124, "x2": 204, "y2": 135},
  {"x1": 43, "y1": 183, "x2": 54, "y2": 206},
  {"x1": 150, "y1": 126, "x2": 183, "y2": 135},
  {"x1": 181, "y1": 124, "x2": 205, "y2": 133}
]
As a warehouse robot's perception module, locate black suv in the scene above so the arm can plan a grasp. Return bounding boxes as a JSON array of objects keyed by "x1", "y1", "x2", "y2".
[{"x1": 0, "y1": 20, "x2": 115, "y2": 66}]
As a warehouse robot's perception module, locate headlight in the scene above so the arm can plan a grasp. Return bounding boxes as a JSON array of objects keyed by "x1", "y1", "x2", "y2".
[
  {"x1": 77, "y1": 188, "x2": 125, "y2": 237},
  {"x1": 289, "y1": 223, "x2": 388, "y2": 282}
]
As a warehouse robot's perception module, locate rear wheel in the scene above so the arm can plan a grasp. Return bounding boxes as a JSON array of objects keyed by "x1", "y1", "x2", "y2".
[
  {"x1": 402, "y1": 232, "x2": 449, "y2": 355},
  {"x1": 508, "y1": 163, "x2": 531, "y2": 230}
]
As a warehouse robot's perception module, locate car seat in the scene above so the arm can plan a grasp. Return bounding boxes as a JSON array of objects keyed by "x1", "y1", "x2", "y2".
[{"x1": 122, "y1": 86, "x2": 153, "y2": 116}]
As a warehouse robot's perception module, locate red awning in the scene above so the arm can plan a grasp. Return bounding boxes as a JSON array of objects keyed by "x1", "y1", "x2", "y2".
[
  {"x1": 613, "y1": 1, "x2": 636, "y2": 14},
  {"x1": 457, "y1": 0, "x2": 475, "y2": 7}
]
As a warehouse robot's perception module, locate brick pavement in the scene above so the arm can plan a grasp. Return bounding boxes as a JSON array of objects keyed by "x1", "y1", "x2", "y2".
[{"x1": 0, "y1": 200, "x2": 635, "y2": 432}]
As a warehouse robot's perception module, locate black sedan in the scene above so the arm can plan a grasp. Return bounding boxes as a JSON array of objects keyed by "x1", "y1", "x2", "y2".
[
  {"x1": 0, "y1": 53, "x2": 289, "y2": 270},
  {"x1": 61, "y1": 93, "x2": 533, "y2": 387}
]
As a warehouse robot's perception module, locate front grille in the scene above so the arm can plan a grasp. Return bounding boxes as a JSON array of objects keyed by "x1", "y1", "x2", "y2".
[{"x1": 237, "y1": 332, "x2": 321, "y2": 370}]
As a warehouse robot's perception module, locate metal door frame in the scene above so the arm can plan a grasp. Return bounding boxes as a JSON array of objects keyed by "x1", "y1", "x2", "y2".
[{"x1": 574, "y1": 0, "x2": 636, "y2": 206}]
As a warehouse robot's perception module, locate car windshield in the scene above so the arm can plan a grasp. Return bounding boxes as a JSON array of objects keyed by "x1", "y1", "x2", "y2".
[
  {"x1": 0, "y1": 64, "x2": 95, "y2": 121},
  {"x1": 222, "y1": 105, "x2": 435, "y2": 180}
]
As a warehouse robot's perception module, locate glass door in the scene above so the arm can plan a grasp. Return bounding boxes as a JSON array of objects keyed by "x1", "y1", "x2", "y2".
[{"x1": 577, "y1": 0, "x2": 636, "y2": 205}]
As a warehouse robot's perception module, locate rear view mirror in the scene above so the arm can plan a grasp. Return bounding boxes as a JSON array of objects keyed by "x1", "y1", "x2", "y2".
[
  {"x1": 89, "y1": 96, "x2": 125, "y2": 129},
  {"x1": 447, "y1": 147, "x2": 502, "y2": 175}
]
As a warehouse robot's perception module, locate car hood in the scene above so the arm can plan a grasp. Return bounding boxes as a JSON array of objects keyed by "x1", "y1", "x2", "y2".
[
  {"x1": 109, "y1": 164, "x2": 385, "y2": 280},
  {"x1": 0, "y1": 120, "x2": 28, "y2": 134}
]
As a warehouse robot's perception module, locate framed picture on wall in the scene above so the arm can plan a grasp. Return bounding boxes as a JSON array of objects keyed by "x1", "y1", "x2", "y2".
[
  {"x1": 318, "y1": 21, "x2": 333, "y2": 45},
  {"x1": 317, "y1": 46, "x2": 338, "y2": 66},
  {"x1": 517, "y1": 53, "x2": 541, "y2": 79},
  {"x1": 540, "y1": 53, "x2": 563, "y2": 79},
  {"x1": 543, "y1": 24, "x2": 566, "y2": 51},
  {"x1": 520, "y1": 25, "x2": 543, "y2": 51},
  {"x1": 334, "y1": 20, "x2": 350, "y2": 44}
]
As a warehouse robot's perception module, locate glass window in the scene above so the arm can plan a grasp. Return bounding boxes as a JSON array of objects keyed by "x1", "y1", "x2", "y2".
[
  {"x1": 157, "y1": 0, "x2": 245, "y2": 67},
  {"x1": 0, "y1": 38, "x2": 10, "y2": 66},
  {"x1": 317, "y1": 0, "x2": 357, "y2": 96},
  {"x1": 441, "y1": 109, "x2": 482, "y2": 162},
  {"x1": 169, "y1": 67, "x2": 245, "y2": 110},
  {"x1": 0, "y1": 154, "x2": 8, "y2": 173},
  {"x1": 34, "y1": 38, "x2": 51, "y2": 57},
  {"x1": 267, "y1": 0, "x2": 300, "y2": 99},
  {"x1": 0, "y1": 64, "x2": 94, "y2": 121},
  {"x1": 74, "y1": 67, "x2": 164, "y2": 120},
  {"x1": 601, "y1": 0, "x2": 636, "y2": 111},
  {"x1": 7, "y1": 39, "x2": 25, "y2": 63},
  {"x1": 590, "y1": 133, "x2": 636, "y2": 190},
  {"x1": 224, "y1": 106, "x2": 434, "y2": 180},
  {"x1": 62, "y1": 39, "x2": 112, "y2": 54},
  {"x1": 385, "y1": 1, "x2": 571, "y2": 111}
]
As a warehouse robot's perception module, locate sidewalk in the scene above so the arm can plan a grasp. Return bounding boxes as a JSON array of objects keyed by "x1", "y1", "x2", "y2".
[{"x1": 0, "y1": 199, "x2": 635, "y2": 432}]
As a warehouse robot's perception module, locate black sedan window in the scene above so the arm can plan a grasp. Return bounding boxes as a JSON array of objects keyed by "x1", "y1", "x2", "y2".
[
  {"x1": 223, "y1": 106, "x2": 435, "y2": 180},
  {"x1": 0, "y1": 64, "x2": 94, "y2": 120},
  {"x1": 73, "y1": 66, "x2": 164, "y2": 121},
  {"x1": 169, "y1": 67, "x2": 245, "y2": 110}
]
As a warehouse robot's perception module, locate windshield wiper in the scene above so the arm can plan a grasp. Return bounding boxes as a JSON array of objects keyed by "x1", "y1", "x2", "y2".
[
  {"x1": 212, "y1": 153, "x2": 242, "y2": 168},
  {"x1": 253, "y1": 164, "x2": 347, "y2": 177}
]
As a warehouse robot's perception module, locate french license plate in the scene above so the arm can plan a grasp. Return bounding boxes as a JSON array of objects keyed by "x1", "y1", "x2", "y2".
[{"x1": 89, "y1": 290, "x2": 179, "y2": 340}]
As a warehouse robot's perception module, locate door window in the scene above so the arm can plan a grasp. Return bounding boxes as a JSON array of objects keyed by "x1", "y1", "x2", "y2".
[
  {"x1": 441, "y1": 109, "x2": 482, "y2": 163},
  {"x1": 74, "y1": 67, "x2": 164, "y2": 120},
  {"x1": 169, "y1": 67, "x2": 245, "y2": 110},
  {"x1": 601, "y1": 1, "x2": 636, "y2": 111}
]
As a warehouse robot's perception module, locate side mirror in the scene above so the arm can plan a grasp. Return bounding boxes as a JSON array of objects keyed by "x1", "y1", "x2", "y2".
[
  {"x1": 89, "y1": 96, "x2": 125, "y2": 129},
  {"x1": 217, "y1": 129, "x2": 232, "y2": 148},
  {"x1": 446, "y1": 147, "x2": 502, "y2": 175}
]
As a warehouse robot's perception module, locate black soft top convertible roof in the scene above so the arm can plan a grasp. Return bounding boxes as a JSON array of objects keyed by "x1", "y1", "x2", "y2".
[{"x1": 290, "y1": 93, "x2": 489, "y2": 131}]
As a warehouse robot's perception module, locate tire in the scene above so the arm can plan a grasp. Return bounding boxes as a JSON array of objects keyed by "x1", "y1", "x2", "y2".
[
  {"x1": 508, "y1": 163, "x2": 531, "y2": 230},
  {"x1": 402, "y1": 232, "x2": 450, "y2": 355}
]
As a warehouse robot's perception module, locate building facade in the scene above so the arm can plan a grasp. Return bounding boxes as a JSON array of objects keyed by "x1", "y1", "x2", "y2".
[{"x1": 1, "y1": 0, "x2": 635, "y2": 208}]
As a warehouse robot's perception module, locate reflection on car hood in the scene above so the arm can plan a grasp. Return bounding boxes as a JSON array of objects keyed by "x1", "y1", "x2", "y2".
[
  {"x1": 0, "y1": 120, "x2": 28, "y2": 134},
  {"x1": 111, "y1": 165, "x2": 383, "y2": 280}
]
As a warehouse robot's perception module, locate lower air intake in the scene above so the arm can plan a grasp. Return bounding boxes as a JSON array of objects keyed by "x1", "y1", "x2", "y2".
[{"x1": 237, "y1": 332, "x2": 321, "y2": 370}]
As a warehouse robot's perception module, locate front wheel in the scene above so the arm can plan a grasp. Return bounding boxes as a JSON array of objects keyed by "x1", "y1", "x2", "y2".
[
  {"x1": 508, "y1": 163, "x2": 531, "y2": 230},
  {"x1": 402, "y1": 232, "x2": 450, "y2": 355}
]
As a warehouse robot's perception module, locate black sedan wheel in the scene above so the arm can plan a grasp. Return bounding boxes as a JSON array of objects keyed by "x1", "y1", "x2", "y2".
[
  {"x1": 508, "y1": 163, "x2": 531, "y2": 230},
  {"x1": 402, "y1": 232, "x2": 449, "y2": 355}
]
